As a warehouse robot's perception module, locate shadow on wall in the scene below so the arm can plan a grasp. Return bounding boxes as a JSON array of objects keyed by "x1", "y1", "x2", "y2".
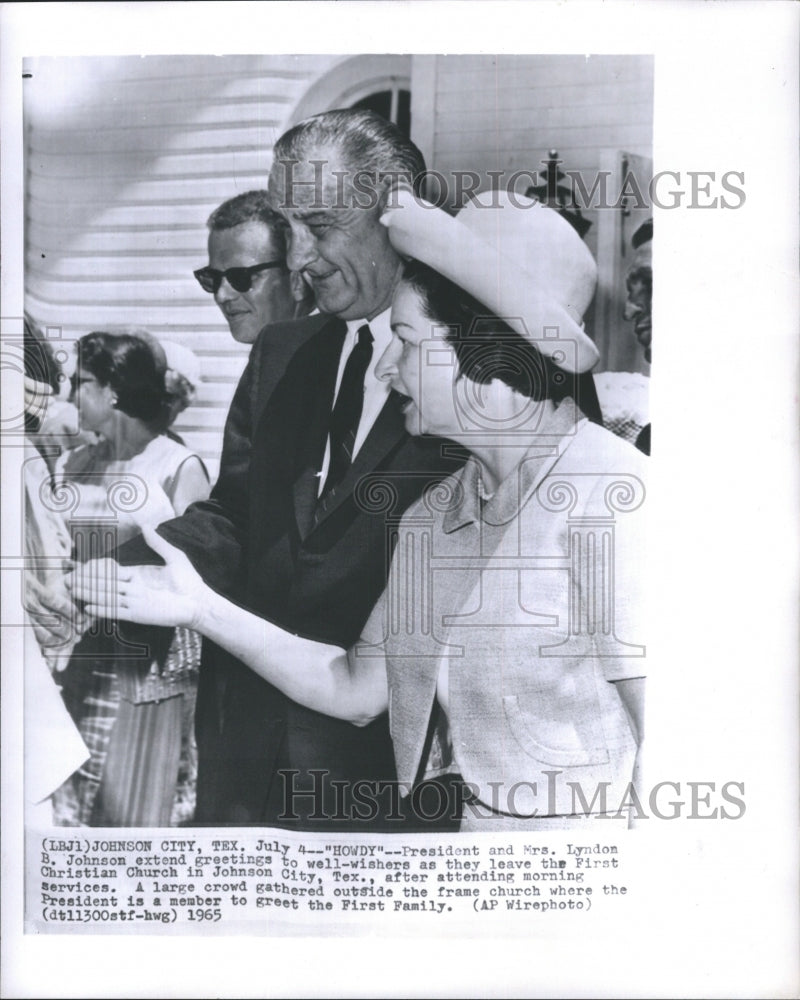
[{"x1": 23, "y1": 54, "x2": 340, "y2": 265}]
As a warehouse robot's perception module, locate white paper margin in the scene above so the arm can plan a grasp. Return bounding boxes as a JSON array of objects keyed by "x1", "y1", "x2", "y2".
[{"x1": 2, "y1": 2, "x2": 798, "y2": 997}]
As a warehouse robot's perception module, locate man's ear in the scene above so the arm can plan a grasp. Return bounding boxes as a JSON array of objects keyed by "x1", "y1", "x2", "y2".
[
  {"x1": 377, "y1": 174, "x2": 410, "y2": 214},
  {"x1": 376, "y1": 179, "x2": 391, "y2": 215}
]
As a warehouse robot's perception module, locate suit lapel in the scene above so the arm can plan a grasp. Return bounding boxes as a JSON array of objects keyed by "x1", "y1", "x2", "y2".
[
  {"x1": 311, "y1": 390, "x2": 408, "y2": 531},
  {"x1": 290, "y1": 317, "x2": 347, "y2": 539},
  {"x1": 293, "y1": 465, "x2": 323, "y2": 540}
]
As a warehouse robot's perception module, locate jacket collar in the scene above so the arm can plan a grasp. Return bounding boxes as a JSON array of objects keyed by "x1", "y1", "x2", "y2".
[{"x1": 442, "y1": 401, "x2": 584, "y2": 534}]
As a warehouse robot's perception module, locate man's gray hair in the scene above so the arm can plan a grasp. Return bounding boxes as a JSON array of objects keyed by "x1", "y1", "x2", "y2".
[
  {"x1": 272, "y1": 108, "x2": 426, "y2": 194},
  {"x1": 207, "y1": 190, "x2": 282, "y2": 232}
]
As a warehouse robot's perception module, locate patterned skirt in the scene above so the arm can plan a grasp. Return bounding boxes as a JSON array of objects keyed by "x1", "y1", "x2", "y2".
[{"x1": 52, "y1": 627, "x2": 199, "y2": 827}]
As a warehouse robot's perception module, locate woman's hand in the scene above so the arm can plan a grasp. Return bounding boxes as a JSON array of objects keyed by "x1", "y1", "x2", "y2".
[{"x1": 68, "y1": 526, "x2": 208, "y2": 629}]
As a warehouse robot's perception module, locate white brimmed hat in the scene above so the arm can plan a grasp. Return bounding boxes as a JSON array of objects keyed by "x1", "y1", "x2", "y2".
[
  {"x1": 391, "y1": 189, "x2": 600, "y2": 373},
  {"x1": 161, "y1": 340, "x2": 201, "y2": 388}
]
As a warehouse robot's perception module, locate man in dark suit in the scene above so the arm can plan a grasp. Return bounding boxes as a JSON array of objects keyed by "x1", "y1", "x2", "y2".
[
  {"x1": 190, "y1": 189, "x2": 316, "y2": 465},
  {"x1": 121, "y1": 110, "x2": 462, "y2": 828}
]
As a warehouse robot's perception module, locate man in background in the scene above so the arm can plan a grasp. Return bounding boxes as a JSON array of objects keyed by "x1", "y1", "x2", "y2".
[
  {"x1": 624, "y1": 217, "x2": 652, "y2": 365},
  {"x1": 625, "y1": 218, "x2": 652, "y2": 454},
  {"x1": 194, "y1": 189, "x2": 312, "y2": 345},
  {"x1": 189, "y1": 190, "x2": 317, "y2": 478}
]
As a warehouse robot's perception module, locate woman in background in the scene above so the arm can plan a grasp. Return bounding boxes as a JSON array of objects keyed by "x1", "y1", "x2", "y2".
[{"x1": 53, "y1": 331, "x2": 209, "y2": 826}]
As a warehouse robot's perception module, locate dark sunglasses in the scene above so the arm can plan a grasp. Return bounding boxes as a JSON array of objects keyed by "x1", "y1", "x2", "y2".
[{"x1": 193, "y1": 260, "x2": 286, "y2": 294}]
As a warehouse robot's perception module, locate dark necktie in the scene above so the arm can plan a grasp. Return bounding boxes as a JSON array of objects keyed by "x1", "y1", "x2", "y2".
[{"x1": 321, "y1": 323, "x2": 373, "y2": 497}]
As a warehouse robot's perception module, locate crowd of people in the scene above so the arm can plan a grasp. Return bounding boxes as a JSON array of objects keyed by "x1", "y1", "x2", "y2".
[{"x1": 24, "y1": 107, "x2": 649, "y2": 831}]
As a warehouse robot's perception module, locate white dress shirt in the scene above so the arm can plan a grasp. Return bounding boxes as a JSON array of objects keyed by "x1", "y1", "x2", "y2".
[{"x1": 317, "y1": 308, "x2": 392, "y2": 494}]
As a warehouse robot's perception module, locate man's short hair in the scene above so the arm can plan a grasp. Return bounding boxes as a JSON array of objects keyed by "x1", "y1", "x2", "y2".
[
  {"x1": 207, "y1": 190, "x2": 283, "y2": 232},
  {"x1": 273, "y1": 108, "x2": 427, "y2": 195}
]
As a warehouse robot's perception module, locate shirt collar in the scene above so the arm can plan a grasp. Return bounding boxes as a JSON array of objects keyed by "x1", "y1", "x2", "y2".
[
  {"x1": 442, "y1": 400, "x2": 584, "y2": 534},
  {"x1": 345, "y1": 309, "x2": 392, "y2": 359}
]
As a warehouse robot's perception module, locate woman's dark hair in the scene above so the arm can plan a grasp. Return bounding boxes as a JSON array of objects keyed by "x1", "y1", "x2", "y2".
[
  {"x1": 77, "y1": 332, "x2": 171, "y2": 429},
  {"x1": 23, "y1": 314, "x2": 63, "y2": 433},
  {"x1": 400, "y1": 260, "x2": 571, "y2": 404},
  {"x1": 24, "y1": 314, "x2": 62, "y2": 393}
]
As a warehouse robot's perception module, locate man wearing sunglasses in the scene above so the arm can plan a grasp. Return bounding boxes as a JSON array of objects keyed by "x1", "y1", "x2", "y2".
[
  {"x1": 195, "y1": 190, "x2": 311, "y2": 346},
  {"x1": 190, "y1": 191, "x2": 318, "y2": 527},
  {"x1": 112, "y1": 110, "x2": 462, "y2": 829}
]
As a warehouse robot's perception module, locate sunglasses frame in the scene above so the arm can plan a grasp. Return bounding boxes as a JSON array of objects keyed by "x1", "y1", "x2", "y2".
[{"x1": 193, "y1": 260, "x2": 287, "y2": 294}]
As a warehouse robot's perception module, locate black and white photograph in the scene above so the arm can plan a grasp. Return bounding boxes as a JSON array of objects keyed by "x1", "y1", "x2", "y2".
[
  {"x1": 19, "y1": 49, "x2": 653, "y2": 834},
  {"x1": 1, "y1": 3, "x2": 797, "y2": 998}
]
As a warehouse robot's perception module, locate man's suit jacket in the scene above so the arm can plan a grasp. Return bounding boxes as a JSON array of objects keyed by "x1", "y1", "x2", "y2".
[{"x1": 127, "y1": 313, "x2": 463, "y2": 827}]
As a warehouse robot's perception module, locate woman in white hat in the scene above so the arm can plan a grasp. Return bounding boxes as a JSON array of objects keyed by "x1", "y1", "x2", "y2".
[{"x1": 78, "y1": 191, "x2": 646, "y2": 830}]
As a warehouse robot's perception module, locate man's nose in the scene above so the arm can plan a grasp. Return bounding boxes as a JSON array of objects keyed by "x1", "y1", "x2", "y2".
[
  {"x1": 375, "y1": 339, "x2": 400, "y2": 382},
  {"x1": 214, "y1": 276, "x2": 237, "y2": 305},
  {"x1": 286, "y1": 227, "x2": 317, "y2": 273}
]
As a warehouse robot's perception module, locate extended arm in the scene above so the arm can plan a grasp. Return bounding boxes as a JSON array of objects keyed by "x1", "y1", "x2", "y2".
[
  {"x1": 196, "y1": 584, "x2": 388, "y2": 727},
  {"x1": 73, "y1": 528, "x2": 389, "y2": 727},
  {"x1": 168, "y1": 455, "x2": 211, "y2": 516}
]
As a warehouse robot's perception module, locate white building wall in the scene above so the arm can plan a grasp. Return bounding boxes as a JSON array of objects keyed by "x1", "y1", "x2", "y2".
[
  {"x1": 24, "y1": 54, "x2": 342, "y2": 478},
  {"x1": 24, "y1": 54, "x2": 653, "y2": 476}
]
